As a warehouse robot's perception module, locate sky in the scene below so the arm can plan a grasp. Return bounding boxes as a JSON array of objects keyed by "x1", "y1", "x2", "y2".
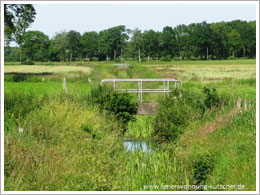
[{"x1": 26, "y1": 3, "x2": 256, "y2": 39}]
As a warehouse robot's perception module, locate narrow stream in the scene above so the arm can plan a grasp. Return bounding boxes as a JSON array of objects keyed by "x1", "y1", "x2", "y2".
[{"x1": 124, "y1": 139, "x2": 158, "y2": 153}]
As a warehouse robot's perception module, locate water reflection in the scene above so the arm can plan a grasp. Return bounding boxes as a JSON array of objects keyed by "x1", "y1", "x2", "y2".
[{"x1": 124, "y1": 139, "x2": 158, "y2": 153}]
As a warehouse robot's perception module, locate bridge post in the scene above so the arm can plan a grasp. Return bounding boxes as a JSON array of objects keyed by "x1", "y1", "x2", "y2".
[
  {"x1": 141, "y1": 80, "x2": 143, "y2": 103},
  {"x1": 163, "y1": 81, "x2": 166, "y2": 97},
  {"x1": 113, "y1": 80, "x2": 116, "y2": 90},
  {"x1": 138, "y1": 80, "x2": 143, "y2": 103},
  {"x1": 138, "y1": 81, "x2": 140, "y2": 102}
]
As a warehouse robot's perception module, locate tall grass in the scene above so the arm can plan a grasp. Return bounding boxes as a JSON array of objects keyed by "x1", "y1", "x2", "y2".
[
  {"x1": 5, "y1": 98, "x2": 124, "y2": 191},
  {"x1": 126, "y1": 115, "x2": 155, "y2": 139},
  {"x1": 175, "y1": 103, "x2": 256, "y2": 190},
  {"x1": 4, "y1": 60, "x2": 256, "y2": 191}
]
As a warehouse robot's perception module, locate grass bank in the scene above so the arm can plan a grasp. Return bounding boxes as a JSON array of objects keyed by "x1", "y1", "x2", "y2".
[{"x1": 4, "y1": 59, "x2": 256, "y2": 191}]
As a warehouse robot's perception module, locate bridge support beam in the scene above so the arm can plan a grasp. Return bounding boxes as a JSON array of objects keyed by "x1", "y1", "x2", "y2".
[{"x1": 138, "y1": 81, "x2": 143, "y2": 103}]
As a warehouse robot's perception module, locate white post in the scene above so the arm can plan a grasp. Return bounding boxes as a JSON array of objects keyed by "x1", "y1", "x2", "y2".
[
  {"x1": 63, "y1": 77, "x2": 68, "y2": 94},
  {"x1": 138, "y1": 81, "x2": 141, "y2": 102},
  {"x1": 140, "y1": 81, "x2": 143, "y2": 103},
  {"x1": 163, "y1": 81, "x2": 166, "y2": 97}
]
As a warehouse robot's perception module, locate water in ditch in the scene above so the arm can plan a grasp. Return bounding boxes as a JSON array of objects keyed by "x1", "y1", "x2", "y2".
[{"x1": 124, "y1": 139, "x2": 158, "y2": 153}]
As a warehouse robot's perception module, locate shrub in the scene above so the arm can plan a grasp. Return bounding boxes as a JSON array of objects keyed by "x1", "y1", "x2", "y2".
[
  {"x1": 5, "y1": 75, "x2": 43, "y2": 82},
  {"x1": 12, "y1": 74, "x2": 27, "y2": 82},
  {"x1": 160, "y1": 55, "x2": 171, "y2": 62},
  {"x1": 154, "y1": 89, "x2": 206, "y2": 142},
  {"x1": 154, "y1": 89, "x2": 192, "y2": 142},
  {"x1": 21, "y1": 60, "x2": 35, "y2": 65},
  {"x1": 87, "y1": 86, "x2": 138, "y2": 132},
  {"x1": 114, "y1": 58, "x2": 125, "y2": 62},
  {"x1": 154, "y1": 100, "x2": 188, "y2": 142},
  {"x1": 203, "y1": 87, "x2": 221, "y2": 109},
  {"x1": 193, "y1": 153, "x2": 215, "y2": 185}
]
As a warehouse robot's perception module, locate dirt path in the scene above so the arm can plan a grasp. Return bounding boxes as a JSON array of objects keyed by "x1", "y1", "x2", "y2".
[{"x1": 180, "y1": 98, "x2": 243, "y2": 148}]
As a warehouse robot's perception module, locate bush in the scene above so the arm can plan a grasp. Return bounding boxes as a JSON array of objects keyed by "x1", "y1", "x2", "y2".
[
  {"x1": 114, "y1": 58, "x2": 125, "y2": 62},
  {"x1": 5, "y1": 75, "x2": 43, "y2": 82},
  {"x1": 154, "y1": 89, "x2": 201, "y2": 142},
  {"x1": 203, "y1": 87, "x2": 221, "y2": 109},
  {"x1": 154, "y1": 87, "x2": 228, "y2": 142},
  {"x1": 193, "y1": 153, "x2": 215, "y2": 185},
  {"x1": 90, "y1": 57, "x2": 99, "y2": 61},
  {"x1": 154, "y1": 89, "x2": 208, "y2": 142},
  {"x1": 160, "y1": 55, "x2": 171, "y2": 62},
  {"x1": 154, "y1": 100, "x2": 188, "y2": 142},
  {"x1": 12, "y1": 75, "x2": 27, "y2": 82},
  {"x1": 87, "y1": 86, "x2": 138, "y2": 132},
  {"x1": 21, "y1": 60, "x2": 35, "y2": 65}
]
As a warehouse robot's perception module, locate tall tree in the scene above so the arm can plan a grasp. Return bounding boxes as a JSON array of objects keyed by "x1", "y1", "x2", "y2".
[
  {"x1": 210, "y1": 22, "x2": 230, "y2": 59},
  {"x1": 107, "y1": 25, "x2": 129, "y2": 59},
  {"x1": 98, "y1": 26, "x2": 128, "y2": 60},
  {"x1": 98, "y1": 29, "x2": 110, "y2": 60},
  {"x1": 80, "y1": 31, "x2": 99, "y2": 60},
  {"x1": 4, "y1": 46, "x2": 20, "y2": 62},
  {"x1": 4, "y1": 4, "x2": 36, "y2": 61},
  {"x1": 248, "y1": 21, "x2": 256, "y2": 57},
  {"x1": 130, "y1": 29, "x2": 143, "y2": 62},
  {"x1": 51, "y1": 31, "x2": 68, "y2": 62},
  {"x1": 161, "y1": 26, "x2": 178, "y2": 58},
  {"x1": 143, "y1": 30, "x2": 160, "y2": 61},
  {"x1": 66, "y1": 30, "x2": 81, "y2": 62},
  {"x1": 175, "y1": 24, "x2": 191, "y2": 60},
  {"x1": 21, "y1": 31, "x2": 49, "y2": 61},
  {"x1": 229, "y1": 20, "x2": 256, "y2": 57},
  {"x1": 227, "y1": 29, "x2": 242, "y2": 59},
  {"x1": 190, "y1": 21, "x2": 212, "y2": 60}
]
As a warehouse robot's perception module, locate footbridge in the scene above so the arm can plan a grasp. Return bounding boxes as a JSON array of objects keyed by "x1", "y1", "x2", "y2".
[{"x1": 100, "y1": 78, "x2": 182, "y2": 103}]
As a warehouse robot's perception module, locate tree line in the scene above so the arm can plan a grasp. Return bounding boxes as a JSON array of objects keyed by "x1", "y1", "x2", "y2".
[{"x1": 4, "y1": 6, "x2": 256, "y2": 62}]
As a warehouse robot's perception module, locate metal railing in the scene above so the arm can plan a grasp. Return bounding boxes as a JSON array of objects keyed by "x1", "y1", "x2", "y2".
[{"x1": 100, "y1": 78, "x2": 182, "y2": 102}]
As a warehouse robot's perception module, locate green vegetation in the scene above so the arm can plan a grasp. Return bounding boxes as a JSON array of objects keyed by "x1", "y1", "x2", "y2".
[
  {"x1": 4, "y1": 4, "x2": 256, "y2": 191},
  {"x1": 4, "y1": 65, "x2": 92, "y2": 75},
  {"x1": 5, "y1": 5, "x2": 256, "y2": 62},
  {"x1": 126, "y1": 115, "x2": 155, "y2": 139},
  {"x1": 154, "y1": 89, "x2": 204, "y2": 142},
  {"x1": 87, "y1": 86, "x2": 138, "y2": 132},
  {"x1": 4, "y1": 59, "x2": 256, "y2": 191}
]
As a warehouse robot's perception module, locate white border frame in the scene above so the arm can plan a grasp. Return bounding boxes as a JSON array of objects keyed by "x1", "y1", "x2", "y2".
[{"x1": 1, "y1": 1, "x2": 259, "y2": 194}]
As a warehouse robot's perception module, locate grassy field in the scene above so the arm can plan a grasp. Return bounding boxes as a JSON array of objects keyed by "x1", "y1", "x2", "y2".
[
  {"x1": 153, "y1": 65, "x2": 256, "y2": 81},
  {"x1": 4, "y1": 65, "x2": 92, "y2": 77},
  {"x1": 4, "y1": 59, "x2": 256, "y2": 191}
]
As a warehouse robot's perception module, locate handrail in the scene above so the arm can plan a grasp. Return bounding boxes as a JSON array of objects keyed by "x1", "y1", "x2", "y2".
[{"x1": 100, "y1": 78, "x2": 182, "y2": 102}]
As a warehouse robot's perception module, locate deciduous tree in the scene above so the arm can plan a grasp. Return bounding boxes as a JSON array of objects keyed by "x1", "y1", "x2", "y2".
[{"x1": 4, "y1": 4, "x2": 36, "y2": 61}]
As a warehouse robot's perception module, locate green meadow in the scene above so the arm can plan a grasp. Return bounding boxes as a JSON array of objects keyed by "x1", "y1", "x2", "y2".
[{"x1": 4, "y1": 59, "x2": 256, "y2": 191}]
